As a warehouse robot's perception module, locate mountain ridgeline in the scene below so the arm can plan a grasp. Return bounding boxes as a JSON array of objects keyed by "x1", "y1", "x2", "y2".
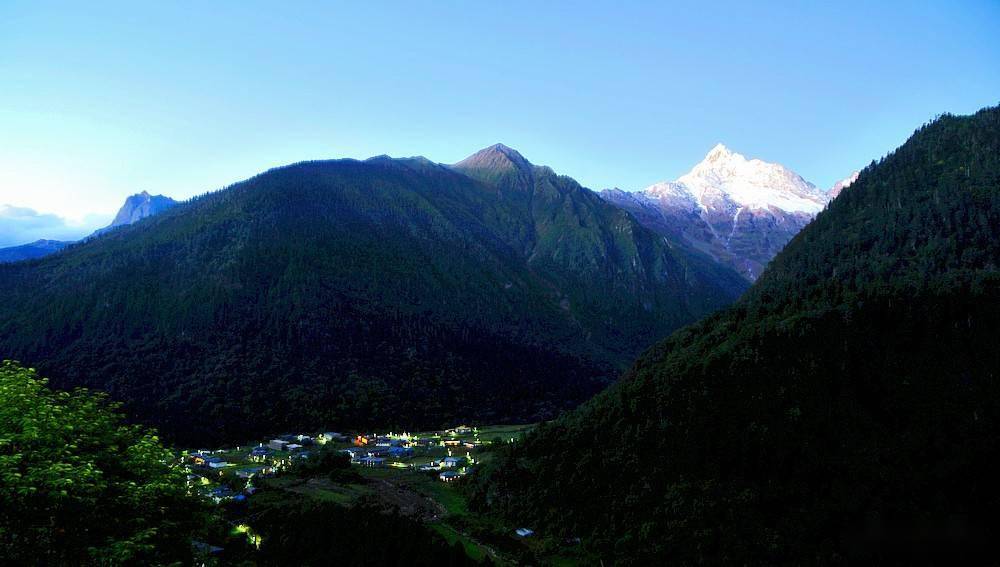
[
  {"x1": 468, "y1": 106, "x2": 1000, "y2": 563},
  {"x1": 0, "y1": 145, "x2": 747, "y2": 445},
  {"x1": 0, "y1": 239, "x2": 72, "y2": 263}
]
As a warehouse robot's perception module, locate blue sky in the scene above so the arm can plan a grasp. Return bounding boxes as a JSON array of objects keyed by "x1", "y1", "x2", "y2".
[{"x1": 1, "y1": 1, "x2": 998, "y2": 246}]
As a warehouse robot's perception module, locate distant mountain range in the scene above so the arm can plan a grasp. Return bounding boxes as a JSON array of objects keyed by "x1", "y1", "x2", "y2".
[
  {"x1": 0, "y1": 191, "x2": 177, "y2": 263},
  {"x1": 0, "y1": 145, "x2": 747, "y2": 444},
  {"x1": 2, "y1": 151, "x2": 852, "y2": 283},
  {"x1": 602, "y1": 144, "x2": 854, "y2": 280}
]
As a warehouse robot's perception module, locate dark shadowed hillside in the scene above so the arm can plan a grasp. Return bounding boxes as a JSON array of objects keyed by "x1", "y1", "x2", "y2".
[
  {"x1": 468, "y1": 106, "x2": 1000, "y2": 564},
  {"x1": 0, "y1": 146, "x2": 746, "y2": 445},
  {"x1": 0, "y1": 239, "x2": 72, "y2": 263}
]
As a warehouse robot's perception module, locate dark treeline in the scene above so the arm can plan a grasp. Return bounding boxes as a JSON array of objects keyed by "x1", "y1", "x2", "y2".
[
  {"x1": 468, "y1": 106, "x2": 1000, "y2": 564},
  {"x1": 229, "y1": 495, "x2": 487, "y2": 567}
]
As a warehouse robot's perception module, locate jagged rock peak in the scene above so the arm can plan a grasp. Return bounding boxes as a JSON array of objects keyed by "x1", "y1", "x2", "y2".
[{"x1": 110, "y1": 191, "x2": 178, "y2": 228}]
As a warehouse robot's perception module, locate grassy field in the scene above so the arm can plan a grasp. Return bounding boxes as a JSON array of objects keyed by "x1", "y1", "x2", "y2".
[
  {"x1": 266, "y1": 476, "x2": 372, "y2": 506},
  {"x1": 430, "y1": 523, "x2": 491, "y2": 563}
]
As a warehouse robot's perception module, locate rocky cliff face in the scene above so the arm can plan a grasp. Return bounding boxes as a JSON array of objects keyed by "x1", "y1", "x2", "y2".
[{"x1": 108, "y1": 191, "x2": 178, "y2": 228}]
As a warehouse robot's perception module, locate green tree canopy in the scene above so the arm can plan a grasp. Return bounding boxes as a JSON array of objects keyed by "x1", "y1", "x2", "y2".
[{"x1": 0, "y1": 361, "x2": 203, "y2": 565}]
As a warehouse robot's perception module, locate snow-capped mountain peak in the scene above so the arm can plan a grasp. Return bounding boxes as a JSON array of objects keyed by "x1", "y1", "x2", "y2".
[
  {"x1": 677, "y1": 145, "x2": 828, "y2": 215},
  {"x1": 703, "y1": 142, "x2": 738, "y2": 163},
  {"x1": 601, "y1": 144, "x2": 850, "y2": 282}
]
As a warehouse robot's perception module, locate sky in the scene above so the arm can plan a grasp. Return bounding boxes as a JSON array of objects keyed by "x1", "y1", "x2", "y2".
[{"x1": 1, "y1": 1, "x2": 998, "y2": 246}]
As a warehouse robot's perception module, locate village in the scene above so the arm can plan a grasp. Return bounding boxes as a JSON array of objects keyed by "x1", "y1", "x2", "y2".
[
  {"x1": 181, "y1": 424, "x2": 503, "y2": 497},
  {"x1": 180, "y1": 424, "x2": 536, "y2": 559}
]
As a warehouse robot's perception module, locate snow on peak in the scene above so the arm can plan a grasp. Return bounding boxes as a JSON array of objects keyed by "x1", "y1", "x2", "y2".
[
  {"x1": 704, "y1": 143, "x2": 738, "y2": 163},
  {"x1": 829, "y1": 171, "x2": 860, "y2": 198},
  {"x1": 658, "y1": 144, "x2": 829, "y2": 215},
  {"x1": 644, "y1": 181, "x2": 698, "y2": 211},
  {"x1": 645, "y1": 180, "x2": 689, "y2": 197}
]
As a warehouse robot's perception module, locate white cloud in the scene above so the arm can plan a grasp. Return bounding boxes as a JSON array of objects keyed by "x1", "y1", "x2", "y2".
[{"x1": 0, "y1": 204, "x2": 111, "y2": 248}]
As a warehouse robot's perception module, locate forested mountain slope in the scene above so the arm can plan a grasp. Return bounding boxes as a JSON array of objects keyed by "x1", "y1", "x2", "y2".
[
  {"x1": 0, "y1": 146, "x2": 745, "y2": 445},
  {"x1": 468, "y1": 106, "x2": 1000, "y2": 564}
]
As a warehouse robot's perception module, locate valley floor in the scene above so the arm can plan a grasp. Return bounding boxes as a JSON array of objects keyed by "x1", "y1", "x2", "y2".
[{"x1": 181, "y1": 423, "x2": 591, "y2": 565}]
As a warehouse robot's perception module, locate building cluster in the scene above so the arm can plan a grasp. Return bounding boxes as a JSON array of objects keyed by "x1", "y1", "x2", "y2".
[
  {"x1": 342, "y1": 426, "x2": 484, "y2": 482},
  {"x1": 182, "y1": 431, "x2": 349, "y2": 502},
  {"x1": 181, "y1": 425, "x2": 485, "y2": 507}
]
